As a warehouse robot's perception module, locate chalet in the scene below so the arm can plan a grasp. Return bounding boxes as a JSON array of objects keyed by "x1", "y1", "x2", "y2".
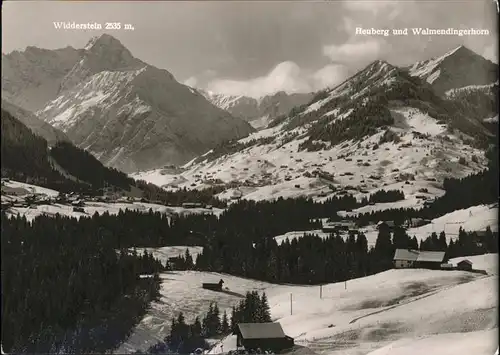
[
  {"x1": 405, "y1": 218, "x2": 431, "y2": 228},
  {"x1": 182, "y1": 202, "x2": 203, "y2": 208},
  {"x1": 440, "y1": 263, "x2": 454, "y2": 270},
  {"x1": 457, "y1": 259, "x2": 473, "y2": 271},
  {"x1": 1, "y1": 186, "x2": 27, "y2": 196},
  {"x1": 202, "y1": 279, "x2": 224, "y2": 291},
  {"x1": 71, "y1": 200, "x2": 84, "y2": 207},
  {"x1": 393, "y1": 249, "x2": 419, "y2": 268},
  {"x1": 416, "y1": 251, "x2": 447, "y2": 269},
  {"x1": 234, "y1": 323, "x2": 294, "y2": 352},
  {"x1": 393, "y1": 249, "x2": 447, "y2": 269},
  {"x1": 322, "y1": 220, "x2": 355, "y2": 232}
]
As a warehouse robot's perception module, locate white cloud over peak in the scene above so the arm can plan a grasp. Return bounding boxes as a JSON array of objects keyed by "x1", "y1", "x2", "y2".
[
  {"x1": 183, "y1": 76, "x2": 198, "y2": 88},
  {"x1": 323, "y1": 40, "x2": 384, "y2": 66},
  {"x1": 483, "y1": 43, "x2": 498, "y2": 63},
  {"x1": 205, "y1": 61, "x2": 349, "y2": 98}
]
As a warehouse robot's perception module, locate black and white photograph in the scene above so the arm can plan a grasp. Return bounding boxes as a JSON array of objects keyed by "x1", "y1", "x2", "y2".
[{"x1": 1, "y1": 0, "x2": 499, "y2": 354}]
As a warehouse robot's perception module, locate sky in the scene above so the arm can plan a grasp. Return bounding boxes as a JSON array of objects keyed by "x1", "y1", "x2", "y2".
[{"x1": 2, "y1": 0, "x2": 498, "y2": 98}]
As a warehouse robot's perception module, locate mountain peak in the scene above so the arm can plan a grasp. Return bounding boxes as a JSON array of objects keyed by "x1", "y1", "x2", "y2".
[{"x1": 84, "y1": 33, "x2": 127, "y2": 52}]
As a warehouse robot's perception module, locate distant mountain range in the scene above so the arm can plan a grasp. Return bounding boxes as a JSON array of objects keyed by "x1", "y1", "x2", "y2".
[
  {"x1": 199, "y1": 90, "x2": 314, "y2": 129},
  {"x1": 2, "y1": 38, "x2": 498, "y2": 184},
  {"x1": 133, "y1": 45, "x2": 498, "y2": 205},
  {"x1": 2, "y1": 34, "x2": 254, "y2": 172}
]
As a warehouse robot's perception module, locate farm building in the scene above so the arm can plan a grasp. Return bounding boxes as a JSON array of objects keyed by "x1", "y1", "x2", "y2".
[
  {"x1": 182, "y1": 202, "x2": 203, "y2": 208},
  {"x1": 415, "y1": 251, "x2": 447, "y2": 269},
  {"x1": 405, "y1": 218, "x2": 431, "y2": 228},
  {"x1": 322, "y1": 220, "x2": 356, "y2": 232},
  {"x1": 457, "y1": 259, "x2": 473, "y2": 271},
  {"x1": 234, "y1": 322, "x2": 294, "y2": 352},
  {"x1": 1, "y1": 186, "x2": 28, "y2": 196},
  {"x1": 393, "y1": 249, "x2": 419, "y2": 268},
  {"x1": 393, "y1": 249, "x2": 447, "y2": 269},
  {"x1": 202, "y1": 279, "x2": 224, "y2": 291},
  {"x1": 440, "y1": 263, "x2": 454, "y2": 270}
]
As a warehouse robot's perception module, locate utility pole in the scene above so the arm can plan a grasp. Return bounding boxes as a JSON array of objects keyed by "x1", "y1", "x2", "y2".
[
  {"x1": 320, "y1": 285, "x2": 323, "y2": 299},
  {"x1": 290, "y1": 293, "x2": 293, "y2": 315}
]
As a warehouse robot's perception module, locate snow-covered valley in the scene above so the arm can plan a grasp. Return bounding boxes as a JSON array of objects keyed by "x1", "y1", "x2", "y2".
[{"x1": 119, "y1": 254, "x2": 498, "y2": 355}]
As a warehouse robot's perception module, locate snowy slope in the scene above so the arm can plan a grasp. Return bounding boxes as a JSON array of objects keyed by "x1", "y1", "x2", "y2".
[
  {"x1": 1, "y1": 180, "x2": 223, "y2": 221},
  {"x1": 357, "y1": 204, "x2": 498, "y2": 246},
  {"x1": 134, "y1": 254, "x2": 497, "y2": 355},
  {"x1": 273, "y1": 204, "x2": 498, "y2": 249},
  {"x1": 133, "y1": 108, "x2": 487, "y2": 206},
  {"x1": 408, "y1": 45, "x2": 498, "y2": 96},
  {"x1": 4, "y1": 201, "x2": 223, "y2": 222},
  {"x1": 133, "y1": 48, "x2": 495, "y2": 206}
]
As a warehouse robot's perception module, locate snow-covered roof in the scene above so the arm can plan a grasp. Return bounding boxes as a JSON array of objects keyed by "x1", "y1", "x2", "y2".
[
  {"x1": 237, "y1": 323, "x2": 286, "y2": 340},
  {"x1": 393, "y1": 249, "x2": 445, "y2": 263},
  {"x1": 394, "y1": 249, "x2": 420, "y2": 261}
]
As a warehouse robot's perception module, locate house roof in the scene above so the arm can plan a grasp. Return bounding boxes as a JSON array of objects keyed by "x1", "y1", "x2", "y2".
[
  {"x1": 458, "y1": 259, "x2": 473, "y2": 265},
  {"x1": 237, "y1": 323, "x2": 286, "y2": 340},
  {"x1": 393, "y1": 249, "x2": 419, "y2": 261},
  {"x1": 393, "y1": 249, "x2": 446, "y2": 263},
  {"x1": 416, "y1": 251, "x2": 446, "y2": 263}
]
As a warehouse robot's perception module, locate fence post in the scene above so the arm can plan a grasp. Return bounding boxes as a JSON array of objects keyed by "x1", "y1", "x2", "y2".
[
  {"x1": 320, "y1": 285, "x2": 322, "y2": 299},
  {"x1": 290, "y1": 293, "x2": 293, "y2": 315}
]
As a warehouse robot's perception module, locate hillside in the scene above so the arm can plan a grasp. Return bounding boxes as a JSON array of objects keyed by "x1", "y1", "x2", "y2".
[
  {"x1": 118, "y1": 253, "x2": 498, "y2": 354},
  {"x1": 18, "y1": 34, "x2": 254, "y2": 172},
  {"x1": 1, "y1": 98, "x2": 69, "y2": 146},
  {"x1": 201, "y1": 90, "x2": 314, "y2": 129},
  {"x1": 1, "y1": 46, "x2": 83, "y2": 111},
  {"x1": 1, "y1": 108, "x2": 134, "y2": 194},
  {"x1": 133, "y1": 47, "x2": 497, "y2": 208}
]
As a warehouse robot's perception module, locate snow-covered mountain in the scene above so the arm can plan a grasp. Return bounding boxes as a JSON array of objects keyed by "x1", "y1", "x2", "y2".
[
  {"x1": 200, "y1": 90, "x2": 314, "y2": 129},
  {"x1": 11, "y1": 34, "x2": 254, "y2": 172},
  {"x1": 133, "y1": 46, "x2": 497, "y2": 207},
  {"x1": 408, "y1": 45, "x2": 498, "y2": 96},
  {"x1": 1, "y1": 98, "x2": 69, "y2": 146}
]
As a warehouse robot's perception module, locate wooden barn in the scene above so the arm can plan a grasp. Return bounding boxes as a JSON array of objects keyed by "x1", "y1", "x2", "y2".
[
  {"x1": 202, "y1": 279, "x2": 224, "y2": 291},
  {"x1": 393, "y1": 249, "x2": 446, "y2": 270},
  {"x1": 393, "y1": 249, "x2": 419, "y2": 268},
  {"x1": 457, "y1": 259, "x2": 473, "y2": 271},
  {"x1": 234, "y1": 323, "x2": 294, "y2": 352},
  {"x1": 415, "y1": 251, "x2": 447, "y2": 270}
]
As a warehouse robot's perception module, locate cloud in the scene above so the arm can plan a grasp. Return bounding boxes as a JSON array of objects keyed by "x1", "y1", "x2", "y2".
[
  {"x1": 483, "y1": 43, "x2": 498, "y2": 63},
  {"x1": 323, "y1": 40, "x2": 384, "y2": 66},
  {"x1": 183, "y1": 76, "x2": 198, "y2": 87},
  {"x1": 342, "y1": 1, "x2": 400, "y2": 16},
  {"x1": 182, "y1": 69, "x2": 217, "y2": 89},
  {"x1": 205, "y1": 61, "x2": 349, "y2": 98},
  {"x1": 312, "y1": 64, "x2": 350, "y2": 89}
]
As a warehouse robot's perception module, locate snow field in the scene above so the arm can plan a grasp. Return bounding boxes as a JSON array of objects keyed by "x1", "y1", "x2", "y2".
[{"x1": 121, "y1": 254, "x2": 498, "y2": 354}]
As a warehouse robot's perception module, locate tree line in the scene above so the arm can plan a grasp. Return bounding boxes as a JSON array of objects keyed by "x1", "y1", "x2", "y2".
[{"x1": 1, "y1": 212, "x2": 163, "y2": 354}]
